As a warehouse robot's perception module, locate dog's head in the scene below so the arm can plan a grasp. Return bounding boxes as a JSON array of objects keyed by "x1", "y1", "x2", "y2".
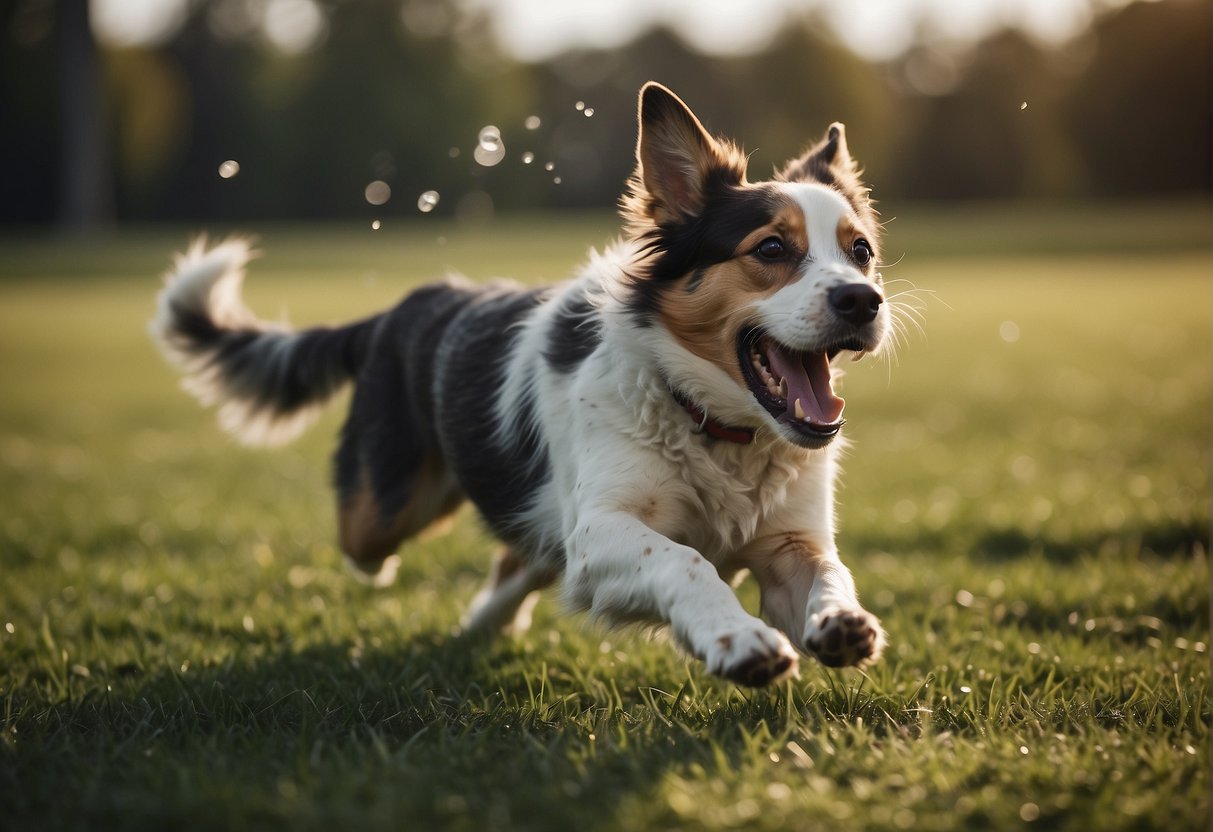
[{"x1": 621, "y1": 82, "x2": 888, "y2": 450}]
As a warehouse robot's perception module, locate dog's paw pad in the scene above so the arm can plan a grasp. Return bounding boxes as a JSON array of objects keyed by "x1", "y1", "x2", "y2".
[
  {"x1": 710, "y1": 627, "x2": 799, "y2": 687},
  {"x1": 805, "y1": 608, "x2": 885, "y2": 668}
]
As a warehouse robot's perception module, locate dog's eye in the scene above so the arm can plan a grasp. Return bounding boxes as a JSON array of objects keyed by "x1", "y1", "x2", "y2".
[
  {"x1": 852, "y1": 239, "x2": 873, "y2": 267},
  {"x1": 755, "y1": 238, "x2": 785, "y2": 260}
]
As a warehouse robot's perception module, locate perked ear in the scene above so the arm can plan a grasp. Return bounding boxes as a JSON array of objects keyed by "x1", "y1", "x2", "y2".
[
  {"x1": 630, "y1": 82, "x2": 746, "y2": 226},
  {"x1": 777, "y1": 122, "x2": 857, "y2": 185}
]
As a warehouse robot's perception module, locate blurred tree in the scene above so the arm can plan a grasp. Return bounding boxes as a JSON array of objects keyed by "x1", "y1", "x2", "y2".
[
  {"x1": 0, "y1": 0, "x2": 1208, "y2": 226},
  {"x1": 0, "y1": 0, "x2": 60, "y2": 224},
  {"x1": 58, "y1": 0, "x2": 114, "y2": 229},
  {"x1": 1063, "y1": 0, "x2": 1212, "y2": 196},
  {"x1": 530, "y1": 19, "x2": 894, "y2": 210},
  {"x1": 888, "y1": 31, "x2": 1081, "y2": 200}
]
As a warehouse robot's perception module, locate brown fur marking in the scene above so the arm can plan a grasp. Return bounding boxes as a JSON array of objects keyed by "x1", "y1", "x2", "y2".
[
  {"x1": 339, "y1": 454, "x2": 463, "y2": 566},
  {"x1": 656, "y1": 194, "x2": 809, "y2": 383}
]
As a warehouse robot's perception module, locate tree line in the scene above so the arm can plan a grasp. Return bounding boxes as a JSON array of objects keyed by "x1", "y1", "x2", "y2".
[{"x1": 1, "y1": 0, "x2": 1208, "y2": 226}]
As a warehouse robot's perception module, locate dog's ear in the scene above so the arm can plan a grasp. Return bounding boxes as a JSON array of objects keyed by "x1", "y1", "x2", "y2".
[
  {"x1": 778, "y1": 122, "x2": 857, "y2": 185},
  {"x1": 778, "y1": 122, "x2": 875, "y2": 215},
  {"x1": 629, "y1": 83, "x2": 746, "y2": 226}
]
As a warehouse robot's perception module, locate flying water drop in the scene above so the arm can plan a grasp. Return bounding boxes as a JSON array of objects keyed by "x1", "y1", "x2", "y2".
[
  {"x1": 364, "y1": 180, "x2": 391, "y2": 205},
  {"x1": 218, "y1": 160, "x2": 240, "y2": 179},
  {"x1": 474, "y1": 125, "x2": 505, "y2": 166},
  {"x1": 417, "y1": 190, "x2": 440, "y2": 213}
]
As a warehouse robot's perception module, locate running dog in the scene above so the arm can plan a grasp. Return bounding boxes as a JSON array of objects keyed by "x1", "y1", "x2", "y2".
[{"x1": 152, "y1": 82, "x2": 893, "y2": 686}]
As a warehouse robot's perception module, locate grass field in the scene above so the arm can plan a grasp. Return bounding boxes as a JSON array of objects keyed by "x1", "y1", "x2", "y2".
[{"x1": 1, "y1": 203, "x2": 1209, "y2": 831}]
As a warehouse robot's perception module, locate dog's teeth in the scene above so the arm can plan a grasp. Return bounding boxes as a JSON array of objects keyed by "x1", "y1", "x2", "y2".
[
  {"x1": 794, "y1": 398, "x2": 806, "y2": 420},
  {"x1": 778, "y1": 378, "x2": 788, "y2": 398}
]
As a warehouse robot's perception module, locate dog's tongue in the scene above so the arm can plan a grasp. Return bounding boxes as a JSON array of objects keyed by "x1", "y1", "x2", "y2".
[{"x1": 763, "y1": 338, "x2": 845, "y2": 425}]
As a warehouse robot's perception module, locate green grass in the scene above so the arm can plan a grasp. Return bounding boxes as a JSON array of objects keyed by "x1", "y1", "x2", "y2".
[{"x1": 0, "y1": 204, "x2": 1209, "y2": 831}]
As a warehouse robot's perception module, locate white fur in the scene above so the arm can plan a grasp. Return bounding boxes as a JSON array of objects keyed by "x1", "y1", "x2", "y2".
[
  {"x1": 470, "y1": 184, "x2": 888, "y2": 683},
  {"x1": 156, "y1": 177, "x2": 889, "y2": 685},
  {"x1": 150, "y1": 237, "x2": 326, "y2": 446},
  {"x1": 754, "y1": 183, "x2": 890, "y2": 360}
]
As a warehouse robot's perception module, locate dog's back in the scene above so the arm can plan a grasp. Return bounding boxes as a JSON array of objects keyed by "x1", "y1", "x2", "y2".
[{"x1": 152, "y1": 243, "x2": 558, "y2": 581}]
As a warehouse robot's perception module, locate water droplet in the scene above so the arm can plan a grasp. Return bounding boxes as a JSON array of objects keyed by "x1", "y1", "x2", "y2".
[
  {"x1": 553, "y1": 176, "x2": 562, "y2": 185},
  {"x1": 544, "y1": 161, "x2": 555, "y2": 172},
  {"x1": 474, "y1": 125, "x2": 505, "y2": 166},
  {"x1": 524, "y1": 115, "x2": 541, "y2": 130},
  {"x1": 583, "y1": 108, "x2": 594, "y2": 118},
  {"x1": 364, "y1": 180, "x2": 391, "y2": 206},
  {"x1": 1020, "y1": 101, "x2": 1028, "y2": 111},
  {"x1": 521, "y1": 151, "x2": 535, "y2": 165},
  {"x1": 574, "y1": 100, "x2": 585, "y2": 111},
  {"x1": 478, "y1": 125, "x2": 501, "y2": 150},
  {"x1": 448, "y1": 147, "x2": 461, "y2": 158},
  {"x1": 371, "y1": 219, "x2": 381, "y2": 230},
  {"x1": 417, "y1": 190, "x2": 440, "y2": 213},
  {"x1": 218, "y1": 160, "x2": 240, "y2": 179},
  {"x1": 474, "y1": 145, "x2": 504, "y2": 166},
  {"x1": 4, "y1": 622, "x2": 13, "y2": 634}
]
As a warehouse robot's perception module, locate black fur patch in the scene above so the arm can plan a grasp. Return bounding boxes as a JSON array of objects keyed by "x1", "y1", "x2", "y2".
[
  {"x1": 625, "y1": 182, "x2": 784, "y2": 324},
  {"x1": 783, "y1": 128, "x2": 842, "y2": 189},
  {"x1": 431, "y1": 286, "x2": 553, "y2": 549},
  {"x1": 334, "y1": 282, "x2": 475, "y2": 520},
  {"x1": 544, "y1": 290, "x2": 602, "y2": 373},
  {"x1": 169, "y1": 301, "x2": 376, "y2": 416}
]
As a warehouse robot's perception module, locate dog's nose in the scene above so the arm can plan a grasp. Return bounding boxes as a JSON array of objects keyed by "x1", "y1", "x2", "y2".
[{"x1": 828, "y1": 283, "x2": 883, "y2": 326}]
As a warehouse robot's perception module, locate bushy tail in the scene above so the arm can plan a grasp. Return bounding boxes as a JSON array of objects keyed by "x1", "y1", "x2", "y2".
[{"x1": 150, "y1": 237, "x2": 378, "y2": 446}]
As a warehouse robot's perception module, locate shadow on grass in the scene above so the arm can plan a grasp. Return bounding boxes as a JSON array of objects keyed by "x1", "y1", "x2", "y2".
[
  {"x1": 847, "y1": 518, "x2": 1209, "y2": 564},
  {"x1": 973, "y1": 521, "x2": 1209, "y2": 563},
  {"x1": 1, "y1": 629, "x2": 777, "y2": 832}
]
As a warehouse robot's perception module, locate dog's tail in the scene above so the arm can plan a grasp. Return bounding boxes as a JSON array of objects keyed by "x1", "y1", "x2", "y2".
[{"x1": 150, "y1": 237, "x2": 379, "y2": 446}]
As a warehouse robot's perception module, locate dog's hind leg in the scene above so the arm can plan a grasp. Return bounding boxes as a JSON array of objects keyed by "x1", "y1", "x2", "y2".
[
  {"x1": 332, "y1": 291, "x2": 471, "y2": 586},
  {"x1": 461, "y1": 547, "x2": 557, "y2": 635},
  {"x1": 338, "y1": 452, "x2": 464, "y2": 586},
  {"x1": 334, "y1": 349, "x2": 463, "y2": 585}
]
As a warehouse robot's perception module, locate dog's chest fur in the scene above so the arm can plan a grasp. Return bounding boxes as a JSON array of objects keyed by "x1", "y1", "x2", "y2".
[
  {"x1": 615, "y1": 367, "x2": 808, "y2": 557},
  {"x1": 422, "y1": 244, "x2": 835, "y2": 576}
]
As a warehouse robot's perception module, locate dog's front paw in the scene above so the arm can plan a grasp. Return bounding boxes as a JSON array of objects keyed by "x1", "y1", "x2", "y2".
[
  {"x1": 805, "y1": 608, "x2": 885, "y2": 668},
  {"x1": 707, "y1": 625, "x2": 799, "y2": 687}
]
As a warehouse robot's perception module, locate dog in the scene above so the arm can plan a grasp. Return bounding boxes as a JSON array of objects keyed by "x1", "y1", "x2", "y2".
[{"x1": 151, "y1": 82, "x2": 893, "y2": 687}]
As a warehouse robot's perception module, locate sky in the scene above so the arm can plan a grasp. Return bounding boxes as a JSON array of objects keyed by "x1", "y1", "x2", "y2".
[
  {"x1": 458, "y1": 0, "x2": 1114, "y2": 60},
  {"x1": 90, "y1": 0, "x2": 1138, "y2": 60}
]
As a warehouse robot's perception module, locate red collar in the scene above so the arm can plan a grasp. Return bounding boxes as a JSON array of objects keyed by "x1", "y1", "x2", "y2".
[{"x1": 670, "y1": 388, "x2": 755, "y2": 445}]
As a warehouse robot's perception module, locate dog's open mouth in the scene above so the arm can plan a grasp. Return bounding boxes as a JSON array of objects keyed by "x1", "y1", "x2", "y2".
[{"x1": 738, "y1": 328, "x2": 864, "y2": 446}]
